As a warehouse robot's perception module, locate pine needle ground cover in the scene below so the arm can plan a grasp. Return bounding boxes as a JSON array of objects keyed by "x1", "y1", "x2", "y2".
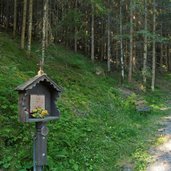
[{"x1": 0, "y1": 33, "x2": 170, "y2": 171}]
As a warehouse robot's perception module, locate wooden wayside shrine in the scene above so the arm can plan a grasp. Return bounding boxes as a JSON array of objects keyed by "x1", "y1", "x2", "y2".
[
  {"x1": 16, "y1": 73, "x2": 61, "y2": 122},
  {"x1": 16, "y1": 73, "x2": 61, "y2": 171}
]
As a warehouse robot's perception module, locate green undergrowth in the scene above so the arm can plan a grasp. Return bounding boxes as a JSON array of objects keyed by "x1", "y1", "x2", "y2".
[{"x1": 0, "y1": 32, "x2": 170, "y2": 171}]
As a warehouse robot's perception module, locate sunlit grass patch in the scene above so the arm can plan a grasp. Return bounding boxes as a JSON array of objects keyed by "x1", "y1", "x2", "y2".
[{"x1": 155, "y1": 135, "x2": 169, "y2": 146}]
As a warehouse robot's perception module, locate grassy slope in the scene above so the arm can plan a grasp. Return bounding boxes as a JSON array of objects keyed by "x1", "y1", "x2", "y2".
[{"x1": 0, "y1": 32, "x2": 170, "y2": 171}]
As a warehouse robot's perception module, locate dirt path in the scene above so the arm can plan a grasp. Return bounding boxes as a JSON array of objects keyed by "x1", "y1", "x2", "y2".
[{"x1": 147, "y1": 115, "x2": 171, "y2": 171}]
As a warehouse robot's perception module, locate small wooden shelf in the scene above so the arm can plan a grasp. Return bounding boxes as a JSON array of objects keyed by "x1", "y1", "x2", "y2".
[{"x1": 28, "y1": 116, "x2": 59, "y2": 122}]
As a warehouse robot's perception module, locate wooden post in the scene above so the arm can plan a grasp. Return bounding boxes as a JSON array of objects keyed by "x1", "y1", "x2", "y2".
[{"x1": 34, "y1": 122, "x2": 48, "y2": 170}]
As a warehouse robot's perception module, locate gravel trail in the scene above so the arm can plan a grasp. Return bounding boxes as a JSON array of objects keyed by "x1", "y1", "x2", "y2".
[{"x1": 147, "y1": 116, "x2": 171, "y2": 171}]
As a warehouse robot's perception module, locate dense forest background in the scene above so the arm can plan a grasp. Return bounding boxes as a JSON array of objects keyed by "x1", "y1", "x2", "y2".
[
  {"x1": 0, "y1": 0, "x2": 170, "y2": 89},
  {"x1": 0, "y1": 0, "x2": 171, "y2": 171}
]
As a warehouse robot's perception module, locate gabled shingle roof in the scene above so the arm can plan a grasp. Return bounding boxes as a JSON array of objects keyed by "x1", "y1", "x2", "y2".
[{"x1": 15, "y1": 74, "x2": 61, "y2": 92}]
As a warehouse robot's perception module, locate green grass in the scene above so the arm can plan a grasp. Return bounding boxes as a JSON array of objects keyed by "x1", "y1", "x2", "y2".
[{"x1": 0, "y1": 32, "x2": 170, "y2": 171}]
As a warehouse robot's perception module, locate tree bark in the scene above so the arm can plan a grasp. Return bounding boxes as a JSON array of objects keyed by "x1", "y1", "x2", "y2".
[
  {"x1": 74, "y1": 0, "x2": 78, "y2": 52},
  {"x1": 42, "y1": 0, "x2": 48, "y2": 70},
  {"x1": 143, "y1": 0, "x2": 147, "y2": 90},
  {"x1": 13, "y1": 0, "x2": 17, "y2": 38},
  {"x1": 45, "y1": 0, "x2": 49, "y2": 47},
  {"x1": 160, "y1": 45, "x2": 163, "y2": 69},
  {"x1": 6, "y1": 0, "x2": 9, "y2": 30},
  {"x1": 0, "y1": 0, "x2": 2, "y2": 24},
  {"x1": 120, "y1": 0, "x2": 124, "y2": 82},
  {"x1": 91, "y1": 2, "x2": 95, "y2": 62},
  {"x1": 27, "y1": 0, "x2": 33, "y2": 54},
  {"x1": 21, "y1": 0, "x2": 27, "y2": 49},
  {"x1": 107, "y1": 0, "x2": 111, "y2": 72},
  {"x1": 133, "y1": 41, "x2": 136, "y2": 72},
  {"x1": 128, "y1": 0, "x2": 133, "y2": 82},
  {"x1": 160, "y1": 23, "x2": 163, "y2": 70},
  {"x1": 151, "y1": 0, "x2": 156, "y2": 91}
]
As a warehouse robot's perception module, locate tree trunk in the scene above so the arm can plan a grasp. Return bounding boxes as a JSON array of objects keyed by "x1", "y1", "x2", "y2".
[
  {"x1": 167, "y1": 45, "x2": 171, "y2": 71},
  {"x1": 151, "y1": 0, "x2": 156, "y2": 91},
  {"x1": 84, "y1": 9, "x2": 88, "y2": 55},
  {"x1": 165, "y1": 45, "x2": 168, "y2": 71},
  {"x1": 45, "y1": 0, "x2": 49, "y2": 47},
  {"x1": 120, "y1": 0, "x2": 124, "y2": 82},
  {"x1": 74, "y1": 28, "x2": 78, "y2": 52},
  {"x1": 27, "y1": 0, "x2": 33, "y2": 54},
  {"x1": 116, "y1": 45, "x2": 119, "y2": 70},
  {"x1": 100, "y1": 19, "x2": 104, "y2": 61},
  {"x1": 6, "y1": 0, "x2": 9, "y2": 30},
  {"x1": 13, "y1": 0, "x2": 17, "y2": 38},
  {"x1": 168, "y1": 45, "x2": 171, "y2": 71},
  {"x1": 160, "y1": 44, "x2": 163, "y2": 70},
  {"x1": 42, "y1": 0, "x2": 48, "y2": 71},
  {"x1": 101, "y1": 37, "x2": 104, "y2": 61},
  {"x1": 21, "y1": 0, "x2": 27, "y2": 49},
  {"x1": 74, "y1": 0, "x2": 78, "y2": 52},
  {"x1": 133, "y1": 41, "x2": 136, "y2": 72},
  {"x1": 128, "y1": 0, "x2": 133, "y2": 82},
  {"x1": 0, "y1": 0, "x2": 2, "y2": 24},
  {"x1": 91, "y1": 3, "x2": 95, "y2": 62},
  {"x1": 143, "y1": 0, "x2": 147, "y2": 90},
  {"x1": 160, "y1": 24, "x2": 163, "y2": 70},
  {"x1": 107, "y1": 0, "x2": 111, "y2": 72}
]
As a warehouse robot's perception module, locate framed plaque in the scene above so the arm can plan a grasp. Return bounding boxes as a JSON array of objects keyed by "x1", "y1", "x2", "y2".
[{"x1": 30, "y1": 95, "x2": 45, "y2": 112}]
